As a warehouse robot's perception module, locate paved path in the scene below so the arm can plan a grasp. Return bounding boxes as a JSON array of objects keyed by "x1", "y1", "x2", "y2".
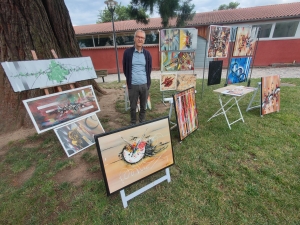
[{"x1": 96, "y1": 67, "x2": 300, "y2": 83}]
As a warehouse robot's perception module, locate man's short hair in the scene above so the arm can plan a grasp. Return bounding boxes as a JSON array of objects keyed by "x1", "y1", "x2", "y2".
[{"x1": 134, "y1": 30, "x2": 146, "y2": 38}]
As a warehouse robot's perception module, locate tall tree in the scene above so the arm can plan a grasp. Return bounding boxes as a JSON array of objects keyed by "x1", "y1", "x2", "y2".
[
  {"x1": 217, "y1": 2, "x2": 240, "y2": 10},
  {"x1": 97, "y1": 4, "x2": 149, "y2": 23},
  {"x1": 0, "y1": 0, "x2": 105, "y2": 134}
]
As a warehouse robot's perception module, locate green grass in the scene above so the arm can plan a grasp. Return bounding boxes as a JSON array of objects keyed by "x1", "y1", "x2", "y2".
[{"x1": 0, "y1": 78, "x2": 299, "y2": 224}]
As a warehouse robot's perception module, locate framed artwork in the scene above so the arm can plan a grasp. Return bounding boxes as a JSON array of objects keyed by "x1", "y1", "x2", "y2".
[
  {"x1": 160, "y1": 74, "x2": 177, "y2": 91},
  {"x1": 23, "y1": 85, "x2": 100, "y2": 133},
  {"x1": 176, "y1": 74, "x2": 197, "y2": 91},
  {"x1": 173, "y1": 87, "x2": 199, "y2": 141},
  {"x1": 207, "y1": 25, "x2": 231, "y2": 58},
  {"x1": 95, "y1": 116, "x2": 174, "y2": 195},
  {"x1": 160, "y1": 29, "x2": 171, "y2": 51},
  {"x1": 233, "y1": 26, "x2": 259, "y2": 56},
  {"x1": 261, "y1": 75, "x2": 280, "y2": 116},
  {"x1": 177, "y1": 52, "x2": 195, "y2": 70},
  {"x1": 160, "y1": 29, "x2": 180, "y2": 51},
  {"x1": 1, "y1": 57, "x2": 97, "y2": 92},
  {"x1": 54, "y1": 114, "x2": 105, "y2": 157},
  {"x1": 161, "y1": 52, "x2": 195, "y2": 71},
  {"x1": 179, "y1": 28, "x2": 198, "y2": 50},
  {"x1": 208, "y1": 60, "x2": 223, "y2": 85},
  {"x1": 227, "y1": 57, "x2": 252, "y2": 84}
]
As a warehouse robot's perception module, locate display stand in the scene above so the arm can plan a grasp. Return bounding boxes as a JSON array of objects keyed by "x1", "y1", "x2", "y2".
[
  {"x1": 246, "y1": 82, "x2": 261, "y2": 112},
  {"x1": 120, "y1": 167, "x2": 171, "y2": 208},
  {"x1": 123, "y1": 85, "x2": 130, "y2": 111},
  {"x1": 201, "y1": 26, "x2": 210, "y2": 99},
  {"x1": 163, "y1": 97, "x2": 177, "y2": 130}
]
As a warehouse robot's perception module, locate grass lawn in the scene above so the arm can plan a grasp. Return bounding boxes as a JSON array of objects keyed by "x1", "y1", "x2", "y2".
[{"x1": 0, "y1": 78, "x2": 299, "y2": 224}]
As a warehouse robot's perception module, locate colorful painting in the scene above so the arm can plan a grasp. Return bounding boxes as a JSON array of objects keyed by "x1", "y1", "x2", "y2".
[
  {"x1": 160, "y1": 74, "x2": 177, "y2": 91},
  {"x1": 207, "y1": 25, "x2": 231, "y2": 58},
  {"x1": 261, "y1": 75, "x2": 280, "y2": 116},
  {"x1": 23, "y1": 85, "x2": 100, "y2": 133},
  {"x1": 1, "y1": 57, "x2": 97, "y2": 92},
  {"x1": 95, "y1": 117, "x2": 174, "y2": 195},
  {"x1": 54, "y1": 114, "x2": 105, "y2": 157},
  {"x1": 161, "y1": 52, "x2": 194, "y2": 71},
  {"x1": 233, "y1": 26, "x2": 259, "y2": 56},
  {"x1": 179, "y1": 28, "x2": 198, "y2": 50},
  {"x1": 176, "y1": 74, "x2": 197, "y2": 91},
  {"x1": 160, "y1": 29, "x2": 180, "y2": 51},
  {"x1": 227, "y1": 57, "x2": 252, "y2": 84},
  {"x1": 208, "y1": 60, "x2": 223, "y2": 85},
  {"x1": 173, "y1": 87, "x2": 198, "y2": 141}
]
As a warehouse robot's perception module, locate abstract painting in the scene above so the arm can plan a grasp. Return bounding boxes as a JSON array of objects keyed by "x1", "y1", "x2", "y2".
[
  {"x1": 173, "y1": 87, "x2": 198, "y2": 141},
  {"x1": 160, "y1": 29, "x2": 180, "y2": 51},
  {"x1": 207, "y1": 25, "x2": 231, "y2": 58},
  {"x1": 23, "y1": 85, "x2": 100, "y2": 133},
  {"x1": 261, "y1": 75, "x2": 280, "y2": 116},
  {"x1": 95, "y1": 116, "x2": 174, "y2": 195},
  {"x1": 54, "y1": 114, "x2": 105, "y2": 157},
  {"x1": 179, "y1": 28, "x2": 198, "y2": 50},
  {"x1": 176, "y1": 74, "x2": 197, "y2": 91},
  {"x1": 1, "y1": 57, "x2": 97, "y2": 92},
  {"x1": 160, "y1": 74, "x2": 177, "y2": 91},
  {"x1": 208, "y1": 60, "x2": 223, "y2": 85},
  {"x1": 227, "y1": 57, "x2": 252, "y2": 84},
  {"x1": 233, "y1": 26, "x2": 259, "y2": 56},
  {"x1": 161, "y1": 52, "x2": 195, "y2": 71}
]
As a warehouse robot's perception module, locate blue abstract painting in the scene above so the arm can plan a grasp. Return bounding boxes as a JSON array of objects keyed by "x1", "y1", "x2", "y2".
[{"x1": 227, "y1": 57, "x2": 252, "y2": 84}]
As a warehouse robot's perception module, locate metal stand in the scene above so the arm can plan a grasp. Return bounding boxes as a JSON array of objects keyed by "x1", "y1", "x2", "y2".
[
  {"x1": 163, "y1": 97, "x2": 177, "y2": 130},
  {"x1": 123, "y1": 85, "x2": 130, "y2": 111},
  {"x1": 120, "y1": 168, "x2": 171, "y2": 208},
  {"x1": 246, "y1": 82, "x2": 261, "y2": 111}
]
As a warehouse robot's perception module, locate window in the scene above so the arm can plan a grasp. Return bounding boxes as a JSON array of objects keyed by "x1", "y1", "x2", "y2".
[
  {"x1": 94, "y1": 35, "x2": 113, "y2": 47},
  {"x1": 77, "y1": 36, "x2": 94, "y2": 48},
  {"x1": 253, "y1": 24, "x2": 272, "y2": 38},
  {"x1": 273, "y1": 21, "x2": 299, "y2": 38}
]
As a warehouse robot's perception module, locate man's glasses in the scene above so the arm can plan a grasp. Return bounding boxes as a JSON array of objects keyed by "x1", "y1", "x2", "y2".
[{"x1": 135, "y1": 35, "x2": 145, "y2": 40}]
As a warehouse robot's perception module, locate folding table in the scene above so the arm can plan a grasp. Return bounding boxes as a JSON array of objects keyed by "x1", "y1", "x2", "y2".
[{"x1": 207, "y1": 85, "x2": 256, "y2": 129}]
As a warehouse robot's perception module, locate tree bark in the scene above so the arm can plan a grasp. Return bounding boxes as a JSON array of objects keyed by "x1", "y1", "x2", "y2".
[{"x1": 0, "y1": 0, "x2": 106, "y2": 134}]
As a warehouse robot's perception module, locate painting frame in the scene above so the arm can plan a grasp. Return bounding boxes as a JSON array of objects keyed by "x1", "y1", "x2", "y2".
[
  {"x1": 94, "y1": 116, "x2": 175, "y2": 196},
  {"x1": 261, "y1": 75, "x2": 280, "y2": 116},
  {"x1": 23, "y1": 85, "x2": 100, "y2": 133}
]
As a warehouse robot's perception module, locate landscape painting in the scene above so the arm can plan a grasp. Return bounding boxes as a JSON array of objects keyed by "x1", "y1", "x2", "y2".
[
  {"x1": 54, "y1": 114, "x2": 105, "y2": 157},
  {"x1": 176, "y1": 74, "x2": 197, "y2": 91},
  {"x1": 227, "y1": 57, "x2": 252, "y2": 84},
  {"x1": 173, "y1": 87, "x2": 198, "y2": 141},
  {"x1": 261, "y1": 75, "x2": 280, "y2": 116},
  {"x1": 1, "y1": 57, "x2": 97, "y2": 92},
  {"x1": 23, "y1": 85, "x2": 100, "y2": 133},
  {"x1": 208, "y1": 60, "x2": 223, "y2": 85},
  {"x1": 207, "y1": 25, "x2": 231, "y2": 58},
  {"x1": 95, "y1": 117, "x2": 174, "y2": 195},
  {"x1": 233, "y1": 26, "x2": 259, "y2": 56},
  {"x1": 160, "y1": 74, "x2": 177, "y2": 91}
]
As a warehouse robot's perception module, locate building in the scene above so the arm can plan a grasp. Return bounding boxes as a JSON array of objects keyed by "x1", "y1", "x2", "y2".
[{"x1": 74, "y1": 2, "x2": 300, "y2": 73}]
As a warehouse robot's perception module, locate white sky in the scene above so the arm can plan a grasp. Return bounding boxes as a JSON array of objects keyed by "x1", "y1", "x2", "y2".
[{"x1": 64, "y1": 0, "x2": 300, "y2": 26}]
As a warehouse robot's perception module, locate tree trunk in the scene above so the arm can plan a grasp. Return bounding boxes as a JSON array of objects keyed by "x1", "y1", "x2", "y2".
[{"x1": 0, "y1": 0, "x2": 106, "y2": 134}]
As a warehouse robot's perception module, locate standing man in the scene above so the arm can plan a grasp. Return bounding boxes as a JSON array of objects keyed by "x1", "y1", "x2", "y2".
[{"x1": 123, "y1": 29, "x2": 152, "y2": 125}]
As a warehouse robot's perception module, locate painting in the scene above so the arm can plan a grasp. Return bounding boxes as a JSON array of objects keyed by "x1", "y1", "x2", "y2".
[
  {"x1": 1, "y1": 57, "x2": 97, "y2": 92},
  {"x1": 160, "y1": 29, "x2": 180, "y2": 51},
  {"x1": 179, "y1": 28, "x2": 198, "y2": 50},
  {"x1": 54, "y1": 114, "x2": 105, "y2": 157},
  {"x1": 233, "y1": 26, "x2": 259, "y2": 56},
  {"x1": 173, "y1": 87, "x2": 198, "y2": 141},
  {"x1": 227, "y1": 57, "x2": 252, "y2": 84},
  {"x1": 160, "y1": 74, "x2": 177, "y2": 91},
  {"x1": 208, "y1": 60, "x2": 223, "y2": 85},
  {"x1": 161, "y1": 52, "x2": 195, "y2": 71},
  {"x1": 176, "y1": 74, "x2": 197, "y2": 91},
  {"x1": 207, "y1": 25, "x2": 231, "y2": 58},
  {"x1": 261, "y1": 75, "x2": 280, "y2": 116},
  {"x1": 95, "y1": 116, "x2": 174, "y2": 195},
  {"x1": 23, "y1": 85, "x2": 100, "y2": 133}
]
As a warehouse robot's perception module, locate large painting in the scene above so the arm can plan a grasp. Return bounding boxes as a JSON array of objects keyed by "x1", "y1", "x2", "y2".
[
  {"x1": 176, "y1": 74, "x2": 197, "y2": 91},
  {"x1": 1, "y1": 57, "x2": 97, "y2": 92},
  {"x1": 233, "y1": 26, "x2": 259, "y2": 56},
  {"x1": 208, "y1": 60, "x2": 223, "y2": 85},
  {"x1": 160, "y1": 74, "x2": 177, "y2": 91},
  {"x1": 54, "y1": 114, "x2": 105, "y2": 157},
  {"x1": 227, "y1": 57, "x2": 252, "y2": 84},
  {"x1": 261, "y1": 75, "x2": 280, "y2": 116},
  {"x1": 95, "y1": 117, "x2": 174, "y2": 195},
  {"x1": 207, "y1": 25, "x2": 231, "y2": 58},
  {"x1": 23, "y1": 85, "x2": 100, "y2": 133},
  {"x1": 161, "y1": 52, "x2": 195, "y2": 71},
  {"x1": 173, "y1": 87, "x2": 198, "y2": 141}
]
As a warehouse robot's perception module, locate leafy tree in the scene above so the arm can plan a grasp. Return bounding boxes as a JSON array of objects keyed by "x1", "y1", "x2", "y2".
[
  {"x1": 217, "y1": 2, "x2": 240, "y2": 10},
  {"x1": 97, "y1": 4, "x2": 149, "y2": 23}
]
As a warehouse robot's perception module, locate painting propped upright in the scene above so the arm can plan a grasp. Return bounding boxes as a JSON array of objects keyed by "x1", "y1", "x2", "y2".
[
  {"x1": 208, "y1": 60, "x2": 223, "y2": 85},
  {"x1": 1, "y1": 57, "x2": 97, "y2": 92},
  {"x1": 23, "y1": 85, "x2": 100, "y2": 133},
  {"x1": 261, "y1": 75, "x2": 280, "y2": 116},
  {"x1": 227, "y1": 57, "x2": 252, "y2": 84},
  {"x1": 95, "y1": 117, "x2": 174, "y2": 196}
]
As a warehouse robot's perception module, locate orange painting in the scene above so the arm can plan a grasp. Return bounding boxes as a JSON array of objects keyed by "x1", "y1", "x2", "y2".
[
  {"x1": 261, "y1": 75, "x2": 280, "y2": 115},
  {"x1": 233, "y1": 26, "x2": 259, "y2": 56}
]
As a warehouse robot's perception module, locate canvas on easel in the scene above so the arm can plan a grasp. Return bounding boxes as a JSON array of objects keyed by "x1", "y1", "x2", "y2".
[
  {"x1": 208, "y1": 60, "x2": 223, "y2": 85},
  {"x1": 261, "y1": 75, "x2": 280, "y2": 116},
  {"x1": 227, "y1": 57, "x2": 252, "y2": 84}
]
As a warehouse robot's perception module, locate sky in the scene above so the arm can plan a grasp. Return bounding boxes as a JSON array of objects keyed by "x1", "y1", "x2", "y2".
[{"x1": 64, "y1": 0, "x2": 300, "y2": 26}]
